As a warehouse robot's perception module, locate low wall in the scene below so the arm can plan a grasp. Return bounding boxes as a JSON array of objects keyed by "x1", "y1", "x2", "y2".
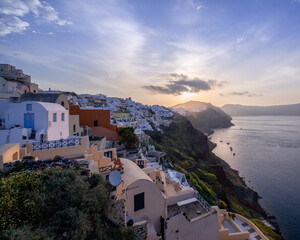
[
  {"x1": 107, "y1": 199, "x2": 126, "y2": 226},
  {"x1": 235, "y1": 214, "x2": 269, "y2": 240},
  {"x1": 165, "y1": 190, "x2": 195, "y2": 206},
  {"x1": 218, "y1": 210, "x2": 268, "y2": 240},
  {"x1": 219, "y1": 229, "x2": 250, "y2": 240},
  {"x1": 133, "y1": 220, "x2": 148, "y2": 240},
  {"x1": 26, "y1": 137, "x2": 88, "y2": 160}
]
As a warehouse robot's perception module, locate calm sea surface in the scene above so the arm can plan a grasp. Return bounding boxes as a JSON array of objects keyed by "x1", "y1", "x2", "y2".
[{"x1": 211, "y1": 116, "x2": 300, "y2": 240}]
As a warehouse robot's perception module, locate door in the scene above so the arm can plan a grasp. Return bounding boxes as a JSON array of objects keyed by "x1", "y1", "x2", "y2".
[{"x1": 24, "y1": 113, "x2": 34, "y2": 129}]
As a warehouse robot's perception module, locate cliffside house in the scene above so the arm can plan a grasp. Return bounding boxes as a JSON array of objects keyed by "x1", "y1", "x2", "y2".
[
  {"x1": 0, "y1": 64, "x2": 38, "y2": 100},
  {"x1": 18, "y1": 93, "x2": 87, "y2": 136},
  {"x1": 0, "y1": 101, "x2": 69, "y2": 147},
  {"x1": 147, "y1": 151, "x2": 167, "y2": 165},
  {"x1": 70, "y1": 105, "x2": 122, "y2": 141},
  {"x1": 106, "y1": 158, "x2": 220, "y2": 240}
]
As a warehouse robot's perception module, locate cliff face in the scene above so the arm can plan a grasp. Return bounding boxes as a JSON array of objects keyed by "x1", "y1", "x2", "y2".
[
  {"x1": 171, "y1": 101, "x2": 233, "y2": 134},
  {"x1": 146, "y1": 114, "x2": 283, "y2": 240},
  {"x1": 222, "y1": 103, "x2": 300, "y2": 116}
]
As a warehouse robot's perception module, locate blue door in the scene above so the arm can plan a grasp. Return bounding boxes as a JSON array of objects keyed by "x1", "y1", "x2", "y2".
[{"x1": 24, "y1": 113, "x2": 34, "y2": 129}]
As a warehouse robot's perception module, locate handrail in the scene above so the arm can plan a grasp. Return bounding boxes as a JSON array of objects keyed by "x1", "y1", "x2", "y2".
[
  {"x1": 197, "y1": 192, "x2": 212, "y2": 212},
  {"x1": 32, "y1": 138, "x2": 81, "y2": 151}
]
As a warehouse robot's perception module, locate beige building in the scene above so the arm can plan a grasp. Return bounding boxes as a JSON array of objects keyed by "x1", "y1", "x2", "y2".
[
  {"x1": 108, "y1": 159, "x2": 220, "y2": 240},
  {"x1": 0, "y1": 64, "x2": 38, "y2": 100},
  {"x1": 69, "y1": 114, "x2": 85, "y2": 136}
]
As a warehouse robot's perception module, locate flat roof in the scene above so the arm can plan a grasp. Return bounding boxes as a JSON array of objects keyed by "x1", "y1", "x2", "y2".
[
  {"x1": 177, "y1": 197, "x2": 198, "y2": 207},
  {"x1": 0, "y1": 143, "x2": 19, "y2": 154}
]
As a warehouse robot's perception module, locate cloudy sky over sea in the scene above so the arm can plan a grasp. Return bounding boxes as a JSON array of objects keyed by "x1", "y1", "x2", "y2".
[{"x1": 1, "y1": 0, "x2": 300, "y2": 106}]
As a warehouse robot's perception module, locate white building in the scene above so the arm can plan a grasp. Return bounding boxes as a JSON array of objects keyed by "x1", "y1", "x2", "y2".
[
  {"x1": 0, "y1": 101, "x2": 69, "y2": 147},
  {"x1": 0, "y1": 64, "x2": 38, "y2": 94}
]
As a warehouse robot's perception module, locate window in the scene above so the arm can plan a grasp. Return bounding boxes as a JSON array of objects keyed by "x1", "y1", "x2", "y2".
[
  {"x1": 94, "y1": 120, "x2": 98, "y2": 127},
  {"x1": 61, "y1": 113, "x2": 65, "y2": 121},
  {"x1": 134, "y1": 192, "x2": 145, "y2": 212},
  {"x1": 53, "y1": 113, "x2": 57, "y2": 122},
  {"x1": 61, "y1": 101, "x2": 65, "y2": 107},
  {"x1": 137, "y1": 160, "x2": 145, "y2": 169},
  {"x1": 26, "y1": 104, "x2": 32, "y2": 111},
  {"x1": 73, "y1": 124, "x2": 76, "y2": 132},
  {"x1": 104, "y1": 151, "x2": 112, "y2": 159}
]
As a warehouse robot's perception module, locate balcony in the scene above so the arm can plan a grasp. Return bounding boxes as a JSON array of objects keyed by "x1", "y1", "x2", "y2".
[{"x1": 32, "y1": 138, "x2": 81, "y2": 151}]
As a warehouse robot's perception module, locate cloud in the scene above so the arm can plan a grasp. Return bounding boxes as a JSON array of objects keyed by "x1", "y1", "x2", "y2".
[
  {"x1": 0, "y1": 16, "x2": 29, "y2": 36},
  {"x1": 0, "y1": 0, "x2": 71, "y2": 36},
  {"x1": 196, "y1": 4, "x2": 203, "y2": 10},
  {"x1": 219, "y1": 91, "x2": 263, "y2": 97},
  {"x1": 143, "y1": 73, "x2": 224, "y2": 95},
  {"x1": 236, "y1": 37, "x2": 246, "y2": 44}
]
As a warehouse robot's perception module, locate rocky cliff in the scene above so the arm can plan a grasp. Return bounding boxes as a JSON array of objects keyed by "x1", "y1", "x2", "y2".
[{"x1": 171, "y1": 101, "x2": 233, "y2": 134}]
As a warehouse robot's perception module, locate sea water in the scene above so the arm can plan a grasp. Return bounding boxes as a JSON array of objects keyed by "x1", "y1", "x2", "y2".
[{"x1": 211, "y1": 116, "x2": 300, "y2": 240}]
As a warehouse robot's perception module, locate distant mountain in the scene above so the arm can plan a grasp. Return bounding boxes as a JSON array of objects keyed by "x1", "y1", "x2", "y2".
[
  {"x1": 171, "y1": 101, "x2": 233, "y2": 134},
  {"x1": 221, "y1": 103, "x2": 300, "y2": 116}
]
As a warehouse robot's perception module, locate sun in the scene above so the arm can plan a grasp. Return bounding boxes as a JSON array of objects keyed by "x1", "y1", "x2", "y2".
[{"x1": 181, "y1": 92, "x2": 194, "y2": 98}]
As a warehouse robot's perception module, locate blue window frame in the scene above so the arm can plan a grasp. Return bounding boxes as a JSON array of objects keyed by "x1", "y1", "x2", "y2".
[
  {"x1": 26, "y1": 104, "x2": 32, "y2": 111},
  {"x1": 53, "y1": 113, "x2": 57, "y2": 122},
  {"x1": 61, "y1": 113, "x2": 65, "y2": 121}
]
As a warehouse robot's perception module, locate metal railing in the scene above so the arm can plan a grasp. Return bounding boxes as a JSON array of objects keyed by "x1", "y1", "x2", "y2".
[
  {"x1": 32, "y1": 138, "x2": 81, "y2": 151},
  {"x1": 197, "y1": 193, "x2": 212, "y2": 212}
]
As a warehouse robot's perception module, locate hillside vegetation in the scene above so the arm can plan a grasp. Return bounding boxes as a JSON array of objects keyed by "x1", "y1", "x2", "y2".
[
  {"x1": 146, "y1": 113, "x2": 283, "y2": 240},
  {"x1": 0, "y1": 169, "x2": 134, "y2": 240}
]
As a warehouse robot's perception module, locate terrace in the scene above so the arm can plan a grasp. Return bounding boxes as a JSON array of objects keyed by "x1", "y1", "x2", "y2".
[
  {"x1": 217, "y1": 209, "x2": 269, "y2": 240},
  {"x1": 167, "y1": 197, "x2": 209, "y2": 221}
]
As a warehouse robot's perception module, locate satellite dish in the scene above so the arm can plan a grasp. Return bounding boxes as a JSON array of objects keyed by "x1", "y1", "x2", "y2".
[{"x1": 109, "y1": 170, "x2": 122, "y2": 186}]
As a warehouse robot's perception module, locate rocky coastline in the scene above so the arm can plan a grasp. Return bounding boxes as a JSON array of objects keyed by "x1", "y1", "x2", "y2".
[{"x1": 146, "y1": 113, "x2": 283, "y2": 239}]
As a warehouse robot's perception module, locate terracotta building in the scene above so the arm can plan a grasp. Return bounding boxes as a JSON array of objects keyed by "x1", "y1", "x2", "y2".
[{"x1": 69, "y1": 105, "x2": 121, "y2": 141}]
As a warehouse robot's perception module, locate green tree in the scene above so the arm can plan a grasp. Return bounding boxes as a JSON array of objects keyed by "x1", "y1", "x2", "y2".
[
  {"x1": 41, "y1": 168, "x2": 107, "y2": 240},
  {"x1": 0, "y1": 171, "x2": 44, "y2": 232},
  {"x1": 118, "y1": 127, "x2": 138, "y2": 149},
  {"x1": 0, "y1": 168, "x2": 134, "y2": 240},
  {"x1": 2, "y1": 226, "x2": 52, "y2": 240}
]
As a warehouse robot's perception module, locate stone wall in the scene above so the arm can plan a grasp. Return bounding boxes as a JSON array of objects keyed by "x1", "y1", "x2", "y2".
[
  {"x1": 133, "y1": 220, "x2": 148, "y2": 240},
  {"x1": 107, "y1": 198, "x2": 126, "y2": 226}
]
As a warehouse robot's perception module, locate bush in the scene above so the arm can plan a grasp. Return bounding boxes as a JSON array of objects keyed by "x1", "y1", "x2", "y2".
[
  {"x1": 118, "y1": 127, "x2": 138, "y2": 149},
  {"x1": 0, "y1": 169, "x2": 131, "y2": 240},
  {"x1": 0, "y1": 171, "x2": 43, "y2": 232},
  {"x1": 2, "y1": 226, "x2": 52, "y2": 240}
]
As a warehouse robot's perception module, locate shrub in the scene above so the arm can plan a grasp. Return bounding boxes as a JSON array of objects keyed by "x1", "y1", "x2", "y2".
[
  {"x1": 118, "y1": 127, "x2": 138, "y2": 149},
  {"x1": 0, "y1": 171, "x2": 44, "y2": 232}
]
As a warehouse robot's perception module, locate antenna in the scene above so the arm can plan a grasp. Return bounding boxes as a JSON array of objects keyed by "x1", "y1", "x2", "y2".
[{"x1": 109, "y1": 170, "x2": 122, "y2": 186}]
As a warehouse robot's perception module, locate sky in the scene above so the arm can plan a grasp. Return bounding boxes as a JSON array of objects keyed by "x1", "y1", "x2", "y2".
[{"x1": 0, "y1": 0, "x2": 300, "y2": 107}]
